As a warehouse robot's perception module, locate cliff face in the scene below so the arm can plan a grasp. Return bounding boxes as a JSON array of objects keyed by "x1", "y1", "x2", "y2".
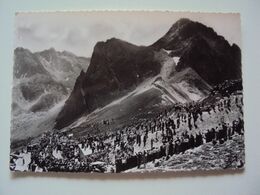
[
  {"x1": 55, "y1": 18, "x2": 242, "y2": 130},
  {"x1": 176, "y1": 37, "x2": 241, "y2": 85},
  {"x1": 54, "y1": 38, "x2": 161, "y2": 129}
]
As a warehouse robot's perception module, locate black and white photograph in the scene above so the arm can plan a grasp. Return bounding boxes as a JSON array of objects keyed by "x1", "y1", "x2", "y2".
[{"x1": 10, "y1": 11, "x2": 244, "y2": 173}]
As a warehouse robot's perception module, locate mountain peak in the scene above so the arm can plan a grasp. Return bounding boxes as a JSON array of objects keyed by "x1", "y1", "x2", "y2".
[
  {"x1": 94, "y1": 37, "x2": 136, "y2": 51},
  {"x1": 151, "y1": 18, "x2": 222, "y2": 52},
  {"x1": 171, "y1": 18, "x2": 191, "y2": 28},
  {"x1": 14, "y1": 47, "x2": 31, "y2": 53},
  {"x1": 176, "y1": 18, "x2": 191, "y2": 23},
  {"x1": 106, "y1": 37, "x2": 121, "y2": 42}
]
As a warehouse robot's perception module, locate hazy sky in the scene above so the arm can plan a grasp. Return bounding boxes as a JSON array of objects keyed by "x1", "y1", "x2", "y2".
[{"x1": 15, "y1": 11, "x2": 241, "y2": 57}]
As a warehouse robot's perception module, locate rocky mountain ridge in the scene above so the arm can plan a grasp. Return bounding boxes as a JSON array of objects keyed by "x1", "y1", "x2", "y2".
[
  {"x1": 11, "y1": 47, "x2": 90, "y2": 142},
  {"x1": 55, "y1": 18, "x2": 241, "y2": 130}
]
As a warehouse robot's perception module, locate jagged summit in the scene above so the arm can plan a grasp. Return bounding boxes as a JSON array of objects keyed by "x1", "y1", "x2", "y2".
[
  {"x1": 14, "y1": 47, "x2": 50, "y2": 78},
  {"x1": 151, "y1": 18, "x2": 241, "y2": 85}
]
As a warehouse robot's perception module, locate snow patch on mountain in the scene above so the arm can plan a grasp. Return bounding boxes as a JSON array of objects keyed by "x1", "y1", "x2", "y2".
[{"x1": 173, "y1": 57, "x2": 180, "y2": 65}]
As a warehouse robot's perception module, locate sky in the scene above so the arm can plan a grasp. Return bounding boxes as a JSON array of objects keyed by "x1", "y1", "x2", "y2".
[{"x1": 15, "y1": 11, "x2": 241, "y2": 57}]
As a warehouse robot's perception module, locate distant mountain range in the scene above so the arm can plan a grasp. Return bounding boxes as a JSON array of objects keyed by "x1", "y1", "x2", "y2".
[
  {"x1": 54, "y1": 18, "x2": 241, "y2": 131},
  {"x1": 11, "y1": 48, "x2": 90, "y2": 143}
]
